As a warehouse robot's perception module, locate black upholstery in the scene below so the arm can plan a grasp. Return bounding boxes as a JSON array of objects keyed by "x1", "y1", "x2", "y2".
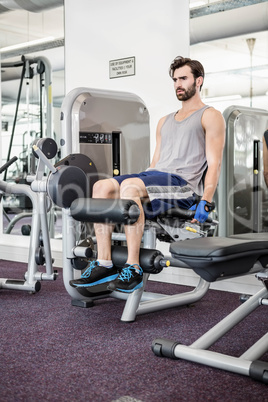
[
  {"x1": 70, "y1": 198, "x2": 140, "y2": 224},
  {"x1": 170, "y1": 236, "x2": 268, "y2": 282},
  {"x1": 159, "y1": 205, "x2": 214, "y2": 224},
  {"x1": 48, "y1": 165, "x2": 89, "y2": 208},
  {"x1": 111, "y1": 245, "x2": 163, "y2": 274}
]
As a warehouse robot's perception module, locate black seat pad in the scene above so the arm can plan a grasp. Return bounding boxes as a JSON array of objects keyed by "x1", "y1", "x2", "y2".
[
  {"x1": 170, "y1": 236, "x2": 268, "y2": 282},
  {"x1": 158, "y1": 206, "x2": 213, "y2": 224}
]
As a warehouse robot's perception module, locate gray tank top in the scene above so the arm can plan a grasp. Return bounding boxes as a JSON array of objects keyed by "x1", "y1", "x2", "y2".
[{"x1": 147, "y1": 105, "x2": 210, "y2": 195}]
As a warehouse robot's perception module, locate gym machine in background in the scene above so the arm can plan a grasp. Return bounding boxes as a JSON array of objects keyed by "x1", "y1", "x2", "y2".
[
  {"x1": 218, "y1": 105, "x2": 268, "y2": 236},
  {"x1": 1, "y1": 55, "x2": 53, "y2": 179},
  {"x1": 60, "y1": 87, "x2": 150, "y2": 177},
  {"x1": 1, "y1": 55, "x2": 55, "y2": 225},
  {"x1": 0, "y1": 138, "x2": 58, "y2": 292}
]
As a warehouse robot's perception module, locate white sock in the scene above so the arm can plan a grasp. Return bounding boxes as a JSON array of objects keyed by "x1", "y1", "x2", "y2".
[{"x1": 97, "y1": 259, "x2": 113, "y2": 268}]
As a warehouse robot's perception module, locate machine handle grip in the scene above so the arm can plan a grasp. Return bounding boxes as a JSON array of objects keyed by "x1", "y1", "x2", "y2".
[
  {"x1": 0, "y1": 156, "x2": 18, "y2": 174},
  {"x1": 32, "y1": 145, "x2": 57, "y2": 174}
]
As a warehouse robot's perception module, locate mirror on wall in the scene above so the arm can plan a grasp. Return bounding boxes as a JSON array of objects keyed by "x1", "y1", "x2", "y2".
[{"x1": 0, "y1": 4, "x2": 64, "y2": 239}]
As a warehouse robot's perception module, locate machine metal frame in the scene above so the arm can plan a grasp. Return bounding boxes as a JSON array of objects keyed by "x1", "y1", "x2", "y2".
[{"x1": 0, "y1": 144, "x2": 57, "y2": 292}]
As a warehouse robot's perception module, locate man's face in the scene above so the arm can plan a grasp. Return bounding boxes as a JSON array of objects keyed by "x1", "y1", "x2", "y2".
[{"x1": 172, "y1": 65, "x2": 197, "y2": 101}]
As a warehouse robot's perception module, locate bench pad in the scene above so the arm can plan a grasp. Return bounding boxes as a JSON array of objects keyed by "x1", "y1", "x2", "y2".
[{"x1": 170, "y1": 236, "x2": 268, "y2": 282}]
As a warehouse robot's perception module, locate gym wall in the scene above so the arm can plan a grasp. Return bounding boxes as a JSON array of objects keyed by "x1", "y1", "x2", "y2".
[{"x1": 64, "y1": 0, "x2": 190, "y2": 157}]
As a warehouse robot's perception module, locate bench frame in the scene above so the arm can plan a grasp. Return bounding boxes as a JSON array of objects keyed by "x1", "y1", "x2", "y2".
[{"x1": 153, "y1": 278, "x2": 268, "y2": 383}]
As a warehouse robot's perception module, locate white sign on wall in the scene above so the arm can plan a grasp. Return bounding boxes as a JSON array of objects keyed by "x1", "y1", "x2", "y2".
[{"x1": 109, "y1": 57, "x2": 135, "y2": 79}]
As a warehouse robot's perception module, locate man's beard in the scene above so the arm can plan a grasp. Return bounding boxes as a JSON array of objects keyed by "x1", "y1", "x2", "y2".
[{"x1": 176, "y1": 81, "x2": 197, "y2": 101}]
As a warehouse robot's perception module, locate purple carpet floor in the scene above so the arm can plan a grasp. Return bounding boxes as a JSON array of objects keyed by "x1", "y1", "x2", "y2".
[{"x1": 0, "y1": 260, "x2": 267, "y2": 401}]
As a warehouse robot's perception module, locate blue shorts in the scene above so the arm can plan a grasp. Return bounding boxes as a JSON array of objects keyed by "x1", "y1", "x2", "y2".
[{"x1": 113, "y1": 170, "x2": 197, "y2": 219}]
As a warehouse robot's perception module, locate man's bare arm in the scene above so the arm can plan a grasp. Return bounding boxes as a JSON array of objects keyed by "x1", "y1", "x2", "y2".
[
  {"x1": 202, "y1": 108, "x2": 226, "y2": 203},
  {"x1": 149, "y1": 116, "x2": 166, "y2": 168}
]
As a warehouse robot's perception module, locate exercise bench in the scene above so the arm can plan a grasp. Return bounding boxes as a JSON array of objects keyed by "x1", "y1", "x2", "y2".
[{"x1": 152, "y1": 234, "x2": 268, "y2": 384}]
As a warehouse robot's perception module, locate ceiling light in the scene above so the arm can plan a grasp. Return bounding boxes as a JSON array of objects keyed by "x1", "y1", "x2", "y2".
[{"x1": 0, "y1": 37, "x2": 55, "y2": 53}]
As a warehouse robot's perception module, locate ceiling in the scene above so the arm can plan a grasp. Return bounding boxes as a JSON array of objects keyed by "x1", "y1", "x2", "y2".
[
  {"x1": 1, "y1": 0, "x2": 268, "y2": 114},
  {"x1": 0, "y1": 3, "x2": 64, "y2": 110}
]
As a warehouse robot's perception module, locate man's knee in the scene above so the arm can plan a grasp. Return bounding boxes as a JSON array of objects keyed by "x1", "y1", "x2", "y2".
[
  {"x1": 120, "y1": 178, "x2": 147, "y2": 199},
  {"x1": 92, "y1": 178, "x2": 119, "y2": 198}
]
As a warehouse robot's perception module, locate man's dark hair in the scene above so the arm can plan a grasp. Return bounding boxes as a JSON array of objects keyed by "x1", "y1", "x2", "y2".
[{"x1": 169, "y1": 56, "x2": 205, "y2": 90}]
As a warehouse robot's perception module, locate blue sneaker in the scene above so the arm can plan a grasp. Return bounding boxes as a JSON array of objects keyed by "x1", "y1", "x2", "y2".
[
  {"x1": 69, "y1": 260, "x2": 118, "y2": 288},
  {"x1": 108, "y1": 264, "x2": 143, "y2": 293}
]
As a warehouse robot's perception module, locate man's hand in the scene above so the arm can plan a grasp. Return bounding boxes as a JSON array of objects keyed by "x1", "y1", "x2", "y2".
[{"x1": 190, "y1": 200, "x2": 214, "y2": 223}]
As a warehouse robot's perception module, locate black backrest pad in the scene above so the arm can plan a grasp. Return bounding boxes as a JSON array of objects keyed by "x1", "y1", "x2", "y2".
[
  {"x1": 48, "y1": 165, "x2": 89, "y2": 208},
  {"x1": 170, "y1": 237, "x2": 268, "y2": 282},
  {"x1": 55, "y1": 153, "x2": 98, "y2": 198}
]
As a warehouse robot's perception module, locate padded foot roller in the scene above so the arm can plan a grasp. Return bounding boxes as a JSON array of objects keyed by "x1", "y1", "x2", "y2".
[
  {"x1": 152, "y1": 338, "x2": 179, "y2": 359},
  {"x1": 112, "y1": 246, "x2": 164, "y2": 274}
]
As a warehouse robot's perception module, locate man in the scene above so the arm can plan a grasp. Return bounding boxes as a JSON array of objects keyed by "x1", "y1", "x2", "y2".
[{"x1": 70, "y1": 56, "x2": 226, "y2": 293}]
